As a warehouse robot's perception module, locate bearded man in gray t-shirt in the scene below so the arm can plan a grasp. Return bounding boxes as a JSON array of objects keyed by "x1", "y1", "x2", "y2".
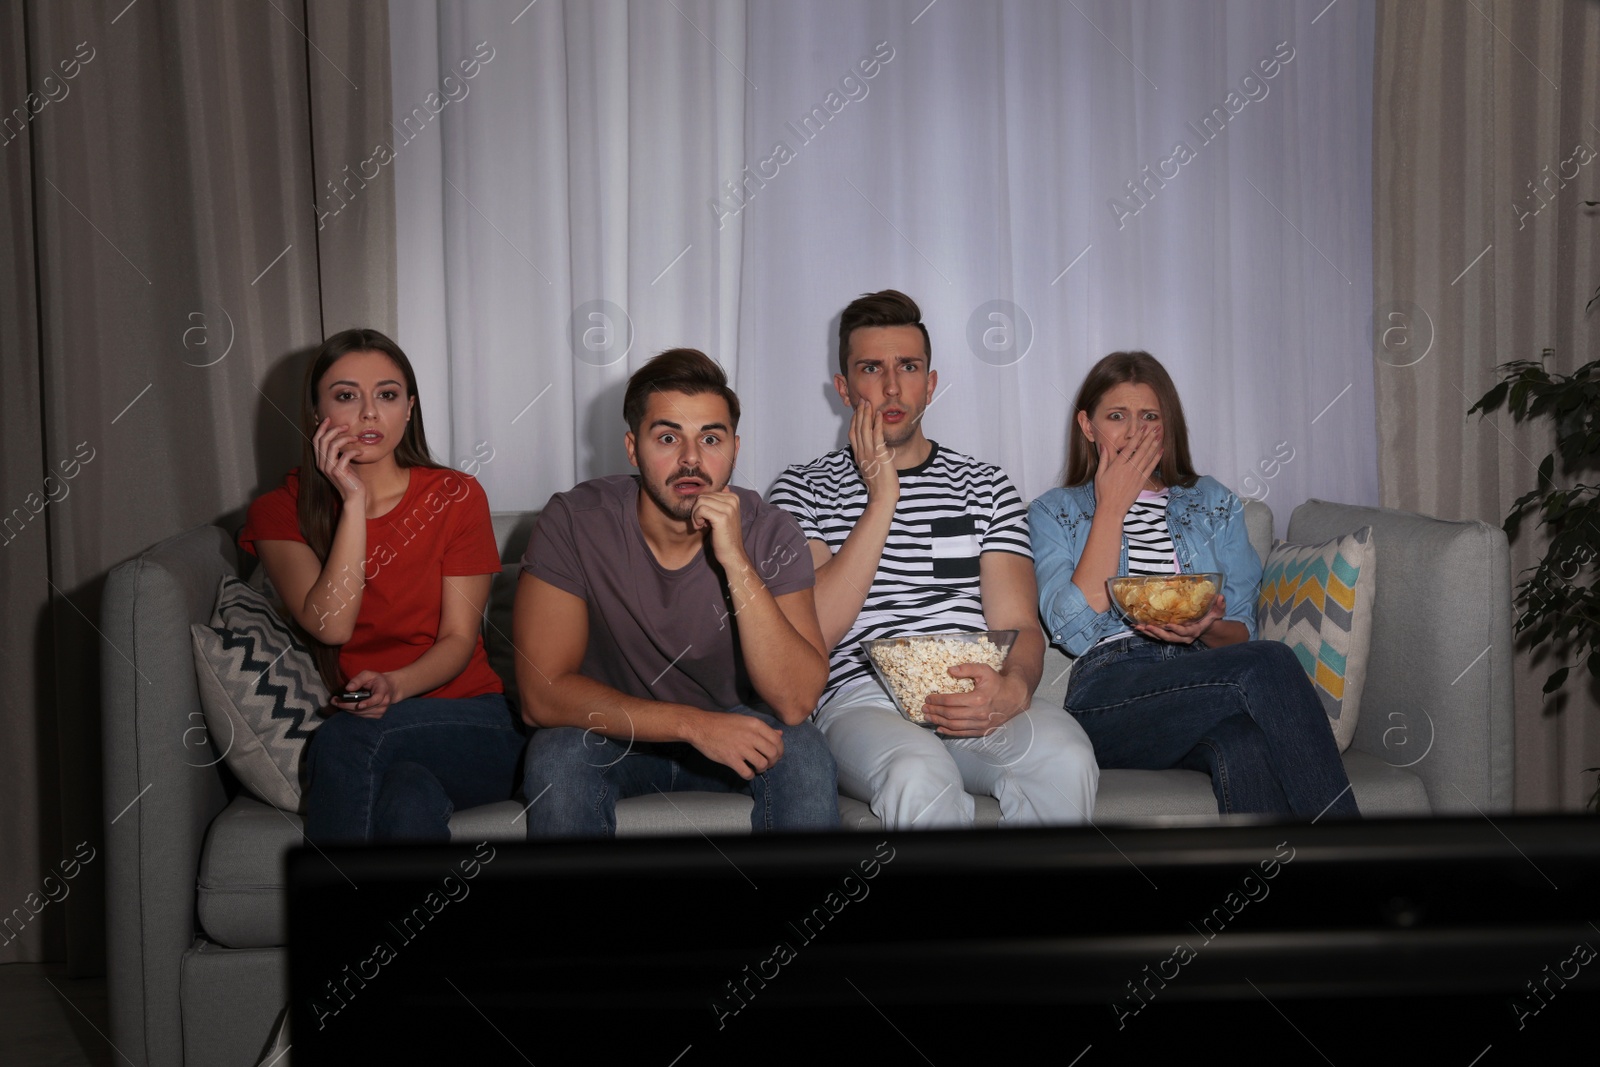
[{"x1": 514, "y1": 349, "x2": 839, "y2": 837}]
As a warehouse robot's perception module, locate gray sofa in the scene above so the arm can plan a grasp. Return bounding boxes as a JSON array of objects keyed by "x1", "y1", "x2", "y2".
[{"x1": 102, "y1": 497, "x2": 1513, "y2": 1065}]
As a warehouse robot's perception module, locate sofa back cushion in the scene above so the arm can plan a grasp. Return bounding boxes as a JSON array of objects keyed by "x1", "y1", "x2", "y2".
[{"x1": 487, "y1": 513, "x2": 540, "y2": 702}]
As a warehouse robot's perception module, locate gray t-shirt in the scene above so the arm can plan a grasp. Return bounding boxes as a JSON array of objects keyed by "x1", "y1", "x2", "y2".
[{"x1": 521, "y1": 475, "x2": 815, "y2": 712}]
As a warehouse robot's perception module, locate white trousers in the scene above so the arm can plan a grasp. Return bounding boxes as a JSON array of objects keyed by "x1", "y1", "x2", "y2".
[{"x1": 815, "y1": 679, "x2": 1100, "y2": 830}]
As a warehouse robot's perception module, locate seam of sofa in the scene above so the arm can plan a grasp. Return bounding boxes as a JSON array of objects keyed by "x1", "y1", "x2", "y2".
[
  {"x1": 1465, "y1": 515, "x2": 1504, "y2": 809},
  {"x1": 1486, "y1": 516, "x2": 1516, "y2": 812},
  {"x1": 126, "y1": 552, "x2": 156, "y2": 1067},
  {"x1": 197, "y1": 884, "x2": 284, "y2": 894}
]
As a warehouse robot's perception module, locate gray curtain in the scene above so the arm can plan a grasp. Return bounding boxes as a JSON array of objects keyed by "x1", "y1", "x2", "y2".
[
  {"x1": 1374, "y1": 0, "x2": 1600, "y2": 810},
  {"x1": 0, "y1": 0, "x2": 394, "y2": 970}
]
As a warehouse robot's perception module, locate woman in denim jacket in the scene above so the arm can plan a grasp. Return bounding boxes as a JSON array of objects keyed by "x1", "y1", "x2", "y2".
[{"x1": 1030, "y1": 352, "x2": 1357, "y2": 818}]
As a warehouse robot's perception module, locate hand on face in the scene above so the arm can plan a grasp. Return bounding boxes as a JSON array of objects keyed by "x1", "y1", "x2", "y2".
[
  {"x1": 1091, "y1": 419, "x2": 1163, "y2": 517},
  {"x1": 849, "y1": 398, "x2": 900, "y2": 504},
  {"x1": 690, "y1": 488, "x2": 749, "y2": 568},
  {"x1": 836, "y1": 324, "x2": 934, "y2": 455},
  {"x1": 629, "y1": 389, "x2": 740, "y2": 530},
  {"x1": 312, "y1": 349, "x2": 414, "y2": 502},
  {"x1": 313, "y1": 417, "x2": 367, "y2": 505},
  {"x1": 1080, "y1": 379, "x2": 1167, "y2": 516}
]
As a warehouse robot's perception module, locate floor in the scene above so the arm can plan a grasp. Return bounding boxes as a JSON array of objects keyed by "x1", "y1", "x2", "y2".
[{"x1": 0, "y1": 964, "x2": 113, "y2": 1067}]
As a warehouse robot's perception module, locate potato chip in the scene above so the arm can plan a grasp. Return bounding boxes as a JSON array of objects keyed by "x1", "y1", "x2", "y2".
[{"x1": 1107, "y1": 574, "x2": 1221, "y2": 627}]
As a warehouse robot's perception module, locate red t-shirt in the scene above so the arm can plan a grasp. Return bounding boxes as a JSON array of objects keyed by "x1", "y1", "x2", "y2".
[{"x1": 240, "y1": 466, "x2": 504, "y2": 700}]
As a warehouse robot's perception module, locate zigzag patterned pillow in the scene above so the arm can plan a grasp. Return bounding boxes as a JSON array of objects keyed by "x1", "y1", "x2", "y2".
[
  {"x1": 191, "y1": 576, "x2": 328, "y2": 812},
  {"x1": 1255, "y1": 527, "x2": 1376, "y2": 753}
]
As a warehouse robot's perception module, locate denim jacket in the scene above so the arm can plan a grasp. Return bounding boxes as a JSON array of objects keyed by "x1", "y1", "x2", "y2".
[{"x1": 1028, "y1": 475, "x2": 1262, "y2": 656}]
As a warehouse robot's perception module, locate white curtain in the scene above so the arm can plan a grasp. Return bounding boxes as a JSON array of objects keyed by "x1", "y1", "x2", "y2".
[{"x1": 392, "y1": 0, "x2": 1376, "y2": 528}]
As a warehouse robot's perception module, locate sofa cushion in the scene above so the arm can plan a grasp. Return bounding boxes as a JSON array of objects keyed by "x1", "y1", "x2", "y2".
[
  {"x1": 838, "y1": 794, "x2": 1002, "y2": 830},
  {"x1": 587, "y1": 792, "x2": 758, "y2": 836},
  {"x1": 488, "y1": 513, "x2": 538, "y2": 699},
  {"x1": 1256, "y1": 527, "x2": 1376, "y2": 752},
  {"x1": 191, "y1": 577, "x2": 328, "y2": 813},
  {"x1": 197, "y1": 797, "x2": 303, "y2": 948},
  {"x1": 485, "y1": 562, "x2": 523, "y2": 700},
  {"x1": 1341, "y1": 749, "x2": 1430, "y2": 815},
  {"x1": 198, "y1": 790, "x2": 775, "y2": 947},
  {"x1": 1094, "y1": 769, "x2": 1222, "y2": 822},
  {"x1": 448, "y1": 793, "x2": 763, "y2": 840}
]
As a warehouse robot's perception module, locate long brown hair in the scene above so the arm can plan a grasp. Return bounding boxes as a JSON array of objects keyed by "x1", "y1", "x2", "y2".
[
  {"x1": 295, "y1": 328, "x2": 442, "y2": 685},
  {"x1": 1062, "y1": 351, "x2": 1198, "y2": 489}
]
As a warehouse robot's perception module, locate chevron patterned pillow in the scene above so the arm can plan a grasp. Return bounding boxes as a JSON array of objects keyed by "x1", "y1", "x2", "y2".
[
  {"x1": 1255, "y1": 527, "x2": 1376, "y2": 753},
  {"x1": 190, "y1": 576, "x2": 329, "y2": 812}
]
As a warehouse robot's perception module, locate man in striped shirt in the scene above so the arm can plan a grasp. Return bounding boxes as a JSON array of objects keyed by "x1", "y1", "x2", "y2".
[{"x1": 770, "y1": 290, "x2": 1097, "y2": 829}]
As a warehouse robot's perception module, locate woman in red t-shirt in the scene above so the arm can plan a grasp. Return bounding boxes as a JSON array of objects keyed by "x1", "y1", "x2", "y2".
[{"x1": 240, "y1": 328, "x2": 524, "y2": 843}]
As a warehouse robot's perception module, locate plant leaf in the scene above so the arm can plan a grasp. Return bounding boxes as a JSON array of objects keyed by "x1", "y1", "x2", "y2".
[
  {"x1": 1543, "y1": 666, "x2": 1570, "y2": 694},
  {"x1": 1469, "y1": 381, "x2": 1509, "y2": 415}
]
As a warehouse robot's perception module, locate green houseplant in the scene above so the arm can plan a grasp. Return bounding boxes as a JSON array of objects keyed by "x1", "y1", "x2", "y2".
[{"x1": 1468, "y1": 243, "x2": 1600, "y2": 807}]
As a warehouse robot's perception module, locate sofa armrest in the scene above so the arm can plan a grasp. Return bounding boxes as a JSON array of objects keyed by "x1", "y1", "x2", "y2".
[
  {"x1": 1287, "y1": 500, "x2": 1513, "y2": 815},
  {"x1": 102, "y1": 525, "x2": 239, "y2": 1067}
]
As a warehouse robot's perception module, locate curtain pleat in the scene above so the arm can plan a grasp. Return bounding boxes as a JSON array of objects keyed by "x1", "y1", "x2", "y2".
[
  {"x1": 2, "y1": 0, "x2": 394, "y2": 970},
  {"x1": 0, "y1": 0, "x2": 60, "y2": 967},
  {"x1": 1373, "y1": 0, "x2": 1600, "y2": 811}
]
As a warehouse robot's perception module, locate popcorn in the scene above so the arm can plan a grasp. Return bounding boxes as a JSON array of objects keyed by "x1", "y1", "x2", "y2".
[{"x1": 867, "y1": 635, "x2": 1008, "y2": 724}]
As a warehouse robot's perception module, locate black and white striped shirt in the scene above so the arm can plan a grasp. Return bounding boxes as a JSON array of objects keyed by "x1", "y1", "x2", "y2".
[
  {"x1": 1093, "y1": 488, "x2": 1178, "y2": 648},
  {"x1": 769, "y1": 443, "x2": 1032, "y2": 704},
  {"x1": 1125, "y1": 489, "x2": 1178, "y2": 575}
]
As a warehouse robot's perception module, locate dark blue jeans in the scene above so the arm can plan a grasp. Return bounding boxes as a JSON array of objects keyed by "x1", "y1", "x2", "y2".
[
  {"x1": 522, "y1": 704, "x2": 840, "y2": 838},
  {"x1": 303, "y1": 693, "x2": 526, "y2": 844},
  {"x1": 1065, "y1": 637, "x2": 1360, "y2": 819}
]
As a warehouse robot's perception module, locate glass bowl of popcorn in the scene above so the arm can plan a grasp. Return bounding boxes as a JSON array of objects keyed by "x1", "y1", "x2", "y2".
[
  {"x1": 1106, "y1": 573, "x2": 1223, "y2": 628},
  {"x1": 860, "y1": 630, "x2": 1019, "y2": 727}
]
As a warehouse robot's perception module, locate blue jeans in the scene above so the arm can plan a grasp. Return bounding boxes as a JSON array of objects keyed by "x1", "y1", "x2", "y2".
[
  {"x1": 304, "y1": 693, "x2": 526, "y2": 843},
  {"x1": 1065, "y1": 637, "x2": 1359, "y2": 819},
  {"x1": 522, "y1": 705, "x2": 840, "y2": 838}
]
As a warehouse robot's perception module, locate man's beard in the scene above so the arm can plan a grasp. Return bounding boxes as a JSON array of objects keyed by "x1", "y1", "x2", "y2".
[{"x1": 641, "y1": 466, "x2": 715, "y2": 522}]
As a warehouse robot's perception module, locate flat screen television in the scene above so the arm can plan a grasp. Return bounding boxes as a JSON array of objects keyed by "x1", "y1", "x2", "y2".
[{"x1": 288, "y1": 816, "x2": 1599, "y2": 1062}]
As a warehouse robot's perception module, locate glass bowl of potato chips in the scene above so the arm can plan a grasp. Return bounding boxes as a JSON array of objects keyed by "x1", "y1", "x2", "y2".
[{"x1": 1107, "y1": 573, "x2": 1222, "y2": 628}]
